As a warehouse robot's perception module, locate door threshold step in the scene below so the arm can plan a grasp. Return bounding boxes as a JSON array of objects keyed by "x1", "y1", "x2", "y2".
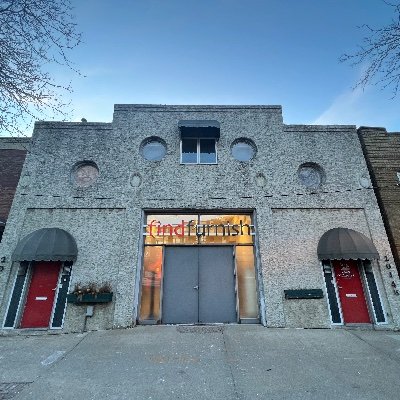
[
  {"x1": 344, "y1": 323, "x2": 374, "y2": 330},
  {"x1": 0, "y1": 329, "x2": 61, "y2": 336},
  {"x1": 176, "y1": 325, "x2": 226, "y2": 333}
]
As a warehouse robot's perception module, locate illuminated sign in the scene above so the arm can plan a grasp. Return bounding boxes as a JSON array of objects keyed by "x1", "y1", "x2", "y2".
[{"x1": 143, "y1": 219, "x2": 255, "y2": 238}]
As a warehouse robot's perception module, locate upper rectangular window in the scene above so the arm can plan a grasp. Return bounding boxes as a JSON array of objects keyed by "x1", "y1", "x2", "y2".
[{"x1": 181, "y1": 138, "x2": 217, "y2": 164}]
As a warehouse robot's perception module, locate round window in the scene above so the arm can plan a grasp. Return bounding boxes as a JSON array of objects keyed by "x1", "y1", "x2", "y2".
[
  {"x1": 140, "y1": 137, "x2": 167, "y2": 161},
  {"x1": 72, "y1": 161, "x2": 99, "y2": 187},
  {"x1": 231, "y1": 139, "x2": 256, "y2": 161},
  {"x1": 298, "y1": 163, "x2": 325, "y2": 189}
]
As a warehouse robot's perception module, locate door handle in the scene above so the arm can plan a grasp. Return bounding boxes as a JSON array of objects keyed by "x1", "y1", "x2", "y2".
[
  {"x1": 193, "y1": 286, "x2": 199, "y2": 290},
  {"x1": 337, "y1": 286, "x2": 343, "y2": 289}
]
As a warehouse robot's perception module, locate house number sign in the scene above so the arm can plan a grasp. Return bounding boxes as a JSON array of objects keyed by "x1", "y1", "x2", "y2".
[{"x1": 385, "y1": 256, "x2": 400, "y2": 295}]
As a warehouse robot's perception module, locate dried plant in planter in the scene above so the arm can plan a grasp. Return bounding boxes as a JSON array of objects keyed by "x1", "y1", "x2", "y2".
[
  {"x1": 71, "y1": 281, "x2": 112, "y2": 297},
  {"x1": 98, "y1": 282, "x2": 112, "y2": 293}
]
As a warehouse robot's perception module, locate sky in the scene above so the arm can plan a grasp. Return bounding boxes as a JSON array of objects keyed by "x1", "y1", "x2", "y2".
[{"x1": 44, "y1": 0, "x2": 400, "y2": 131}]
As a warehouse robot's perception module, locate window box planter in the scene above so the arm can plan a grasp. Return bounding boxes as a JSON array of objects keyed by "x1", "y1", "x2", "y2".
[{"x1": 67, "y1": 292, "x2": 113, "y2": 304}]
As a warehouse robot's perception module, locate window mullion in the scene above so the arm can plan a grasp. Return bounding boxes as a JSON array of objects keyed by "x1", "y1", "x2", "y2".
[{"x1": 197, "y1": 139, "x2": 200, "y2": 164}]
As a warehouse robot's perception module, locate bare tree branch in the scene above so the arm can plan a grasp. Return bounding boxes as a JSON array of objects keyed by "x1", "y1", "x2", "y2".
[
  {"x1": 340, "y1": 1, "x2": 400, "y2": 97},
  {"x1": 0, "y1": 0, "x2": 81, "y2": 137}
]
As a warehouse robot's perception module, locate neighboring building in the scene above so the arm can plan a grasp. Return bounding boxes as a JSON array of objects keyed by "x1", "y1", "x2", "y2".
[
  {"x1": 0, "y1": 138, "x2": 29, "y2": 242},
  {"x1": 358, "y1": 127, "x2": 400, "y2": 275},
  {"x1": 0, "y1": 105, "x2": 399, "y2": 333}
]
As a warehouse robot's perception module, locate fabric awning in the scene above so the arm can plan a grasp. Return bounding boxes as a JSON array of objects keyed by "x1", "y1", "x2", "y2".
[
  {"x1": 12, "y1": 228, "x2": 78, "y2": 262},
  {"x1": 178, "y1": 120, "x2": 220, "y2": 139},
  {"x1": 317, "y1": 227, "x2": 379, "y2": 260}
]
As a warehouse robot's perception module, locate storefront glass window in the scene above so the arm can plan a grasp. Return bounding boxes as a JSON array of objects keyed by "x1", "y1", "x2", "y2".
[
  {"x1": 139, "y1": 246, "x2": 163, "y2": 321},
  {"x1": 144, "y1": 214, "x2": 254, "y2": 245},
  {"x1": 145, "y1": 214, "x2": 198, "y2": 245},
  {"x1": 140, "y1": 213, "x2": 258, "y2": 323},
  {"x1": 236, "y1": 246, "x2": 258, "y2": 319},
  {"x1": 199, "y1": 214, "x2": 254, "y2": 244}
]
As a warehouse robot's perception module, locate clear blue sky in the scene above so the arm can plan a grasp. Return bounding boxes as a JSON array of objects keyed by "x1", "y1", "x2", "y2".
[{"x1": 60, "y1": 0, "x2": 399, "y2": 130}]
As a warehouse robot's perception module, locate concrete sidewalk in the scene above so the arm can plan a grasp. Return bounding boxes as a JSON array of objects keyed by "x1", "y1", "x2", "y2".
[{"x1": 1, "y1": 326, "x2": 400, "y2": 399}]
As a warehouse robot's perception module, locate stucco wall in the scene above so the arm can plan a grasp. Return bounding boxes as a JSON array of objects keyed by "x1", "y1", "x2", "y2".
[{"x1": 1, "y1": 105, "x2": 399, "y2": 332}]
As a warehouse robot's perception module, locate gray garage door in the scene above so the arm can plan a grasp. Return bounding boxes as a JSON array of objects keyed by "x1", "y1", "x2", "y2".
[{"x1": 162, "y1": 246, "x2": 237, "y2": 324}]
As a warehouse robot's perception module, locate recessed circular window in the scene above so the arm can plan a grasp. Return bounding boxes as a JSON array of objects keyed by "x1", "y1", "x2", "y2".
[
  {"x1": 298, "y1": 163, "x2": 325, "y2": 189},
  {"x1": 140, "y1": 137, "x2": 167, "y2": 161},
  {"x1": 231, "y1": 138, "x2": 256, "y2": 161},
  {"x1": 72, "y1": 161, "x2": 99, "y2": 188}
]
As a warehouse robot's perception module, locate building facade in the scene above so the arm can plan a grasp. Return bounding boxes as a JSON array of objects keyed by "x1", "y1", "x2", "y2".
[
  {"x1": 0, "y1": 138, "x2": 29, "y2": 242},
  {"x1": 358, "y1": 127, "x2": 400, "y2": 275},
  {"x1": 0, "y1": 105, "x2": 399, "y2": 332}
]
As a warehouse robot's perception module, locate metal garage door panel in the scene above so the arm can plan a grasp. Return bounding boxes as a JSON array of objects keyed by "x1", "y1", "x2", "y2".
[
  {"x1": 199, "y1": 246, "x2": 237, "y2": 323},
  {"x1": 162, "y1": 247, "x2": 198, "y2": 324}
]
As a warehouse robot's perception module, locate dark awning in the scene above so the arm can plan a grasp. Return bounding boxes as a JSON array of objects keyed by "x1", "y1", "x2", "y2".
[
  {"x1": 317, "y1": 228, "x2": 379, "y2": 260},
  {"x1": 12, "y1": 228, "x2": 78, "y2": 262},
  {"x1": 178, "y1": 120, "x2": 220, "y2": 139}
]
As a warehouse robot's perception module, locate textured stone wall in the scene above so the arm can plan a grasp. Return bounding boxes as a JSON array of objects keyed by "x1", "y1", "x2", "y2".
[
  {"x1": 0, "y1": 105, "x2": 399, "y2": 331},
  {"x1": 269, "y1": 208, "x2": 390, "y2": 327}
]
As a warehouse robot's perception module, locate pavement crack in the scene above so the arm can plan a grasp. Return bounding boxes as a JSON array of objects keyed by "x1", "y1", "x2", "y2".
[
  {"x1": 12, "y1": 332, "x2": 90, "y2": 400},
  {"x1": 345, "y1": 330, "x2": 400, "y2": 366},
  {"x1": 51, "y1": 332, "x2": 90, "y2": 366},
  {"x1": 221, "y1": 329, "x2": 242, "y2": 400}
]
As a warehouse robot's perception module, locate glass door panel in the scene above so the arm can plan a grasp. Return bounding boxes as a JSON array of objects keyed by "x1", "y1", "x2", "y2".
[
  {"x1": 139, "y1": 246, "x2": 163, "y2": 321},
  {"x1": 236, "y1": 246, "x2": 258, "y2": 319}
]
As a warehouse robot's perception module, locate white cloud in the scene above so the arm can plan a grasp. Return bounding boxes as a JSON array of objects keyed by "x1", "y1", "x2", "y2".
[{"x1": 311, "y1": 87, "x2": 365, "y2": 126}]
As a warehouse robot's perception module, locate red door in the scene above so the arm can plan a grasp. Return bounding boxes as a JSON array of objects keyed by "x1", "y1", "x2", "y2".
[
  {"x1": 332, "y1": 260, "x2": 371, "y2": 324},
  {"x1": 20, "y1": 262, "x2": 61, "y2": 328}
]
